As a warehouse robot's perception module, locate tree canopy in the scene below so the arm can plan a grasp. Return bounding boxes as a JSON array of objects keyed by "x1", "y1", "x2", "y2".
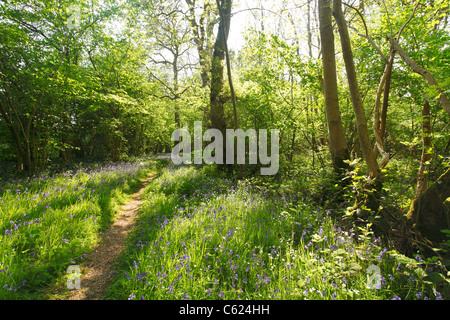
[{"x1": 1, "y1": 0, "x2": 449, "y2": 247}]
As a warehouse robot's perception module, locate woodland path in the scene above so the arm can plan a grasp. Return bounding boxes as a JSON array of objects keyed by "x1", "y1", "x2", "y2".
[{"x1": 66, "y1": 173, "x2": 157, "y2": 300}]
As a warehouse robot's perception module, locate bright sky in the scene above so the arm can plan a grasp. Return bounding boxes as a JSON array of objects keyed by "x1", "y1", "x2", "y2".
[
  {"x1": 105, "y1": 0, "x2": 309, "y2": 53},
  {"x1": 227, "y1": 0, "x2": 252, "y2": 50},
  {"x1": 227, "y1": 0, "x2": 279, "y2": 51},
  {"x1": 227, "y1": 0, "x2": 310, "y2": 52}
]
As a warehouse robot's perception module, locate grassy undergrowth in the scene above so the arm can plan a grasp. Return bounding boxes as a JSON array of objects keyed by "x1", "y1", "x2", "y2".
[
  {"x1": 106, "y1": 165, "x2": 450, "y2": 300},
  {"x1": 0, "y1": 159, "x2": 157, "y2": 299}
]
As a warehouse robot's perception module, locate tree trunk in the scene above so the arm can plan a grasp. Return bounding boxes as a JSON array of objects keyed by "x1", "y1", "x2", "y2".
[
  {"x1": 414, "y1": 100, "x2": 432, "y2": 199},
  {"x1": 407, "y1": 168, "x2": 450, "y2": 243},
  {"x1": 185, "y1": 0, "x2": 214, "y2": 88},
  {"x1": 307, "y1": 0, "x2": 313, "y2": 58},
  {"x1": 209, "y1": 0, "x2": 232, "y2": 136},
  {"x1": 173, "y1": 54, "x2": 181, "y2": 129},
  {"x1": 318, "y1": 0, "x2": 350, "y2": 177},
  {"x1": 373, "y1": 47, "x2": 395, "y2": 168},
  {"x1": 333, "y1": 0, "x2": 380, "y2": 179},
  {"x1": 0, "y1": 79, "x2": 33, "y2": 175},
  {"x1": 216, "y1": 0, "x2": 238, "y2": 130}
]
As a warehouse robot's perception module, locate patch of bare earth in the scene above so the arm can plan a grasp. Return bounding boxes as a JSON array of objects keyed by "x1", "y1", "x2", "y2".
[{"x1": 66, "y1": 174, "x2": 156, "y2": 300}]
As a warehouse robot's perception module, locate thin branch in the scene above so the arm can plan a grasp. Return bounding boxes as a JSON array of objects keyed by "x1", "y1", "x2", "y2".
[
  {"x1": 390, "y1": 38, "x2": 450, "y2": 115},
  {"x1": 148, "y1": 56, "x2": 172, "y2": 66},
  {"x1": 344, "y1": 2, "x2": 389, "y2": 64},
  {"x1": 396, "y1": 0, "x2": 421, "y2": 41},
  {"x1": 381, "y1": 0, "x2": 394, "y2": 38},
  {"x1": 147, "y1": 86, "x2": 191, "y2": 100}
]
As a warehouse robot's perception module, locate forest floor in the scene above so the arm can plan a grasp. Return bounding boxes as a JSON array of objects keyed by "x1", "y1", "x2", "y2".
[
  {"x1": 66, "y1": 173, "x2": 157, "y2": 300},
  {"x1": 2, "y1": 155, "x2": 447, "y2": 300}
]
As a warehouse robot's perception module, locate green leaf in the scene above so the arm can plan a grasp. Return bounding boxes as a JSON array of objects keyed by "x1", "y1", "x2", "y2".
[
  {"x1": 423, "y1": 272, "x2": 446, "y2": 284},
  {"x1": 349, "y1": 263, "x2": 362, "y2": 271},
  {"x1": 311, "y1": 234, "x2": 323, "y2": 242}
]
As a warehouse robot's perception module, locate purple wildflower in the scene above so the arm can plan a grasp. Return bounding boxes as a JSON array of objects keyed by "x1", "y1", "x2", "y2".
[{"x1": 433, "y1": 289, "x2": 443, "y2": 300}]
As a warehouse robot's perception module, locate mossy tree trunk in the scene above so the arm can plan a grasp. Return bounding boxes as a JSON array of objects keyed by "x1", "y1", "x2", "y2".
[
  {"x1": 408, "y1": 169, "x2": 450, "y2": 243},
  {"x1": 209, "y1": 0, "x2": 232, "y2": 165}
]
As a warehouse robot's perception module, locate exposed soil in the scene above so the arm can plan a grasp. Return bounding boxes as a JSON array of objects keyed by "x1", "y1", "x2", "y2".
[{"x1": 66, "y1": 173, "x2": 156, "y2": 300}]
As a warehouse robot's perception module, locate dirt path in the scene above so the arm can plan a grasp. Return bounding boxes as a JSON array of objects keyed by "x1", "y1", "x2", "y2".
[{"x1": 66, "y1": 173, "x2": 157, "y2": 300}]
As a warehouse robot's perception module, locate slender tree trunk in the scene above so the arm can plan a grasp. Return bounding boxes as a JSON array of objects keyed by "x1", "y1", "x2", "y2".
[
  {"x1": 333, "y1": 0, "x2": 380, "y2": 179},
  {"x1": 216, "y1": 0, "x2": 237, "y2": 130},
  {"x1": 307, "y1": 0, "x2": 313, "y2": 58},
  {"x1": 318, "y1": 0, "x2": 350, "y2": 176},
  {"x1": 373, "y1": 47, "x2": 395, "y2": 168},
  {"x1": 209, "y1": 0, "x2": 232, "y2": 136},
  {"x1": 380, "y1": 52, "x2": 393, "y2": 143},
  {"x1": 290, "y1": 128, "x2": 296, "y2": 162},
  {"x1": 415, "y1": 100, "x2": 432, "y2": 199},
  {"x1": 0, "y1": 80, "x2": 33, "y2": 175},
  {"x1": 173, "y1": 54, "x2": 181, "y2": 128}
]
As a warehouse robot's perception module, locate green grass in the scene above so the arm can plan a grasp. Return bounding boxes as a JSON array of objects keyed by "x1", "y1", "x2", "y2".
[
  {"x1": 106, "y1": 165, "x2": 449, "y2": 300},
  {"x1": 0, "y1": 160, "x2": 157, "y2": 299},
  {"x1": 1, "y1": 159, "x2": 448, "y2": 300}
]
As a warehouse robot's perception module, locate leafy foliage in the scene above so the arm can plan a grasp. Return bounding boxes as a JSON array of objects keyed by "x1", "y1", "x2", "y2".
[{"x1": 0, "y1": 0, "x2": 449, "y2": 300}]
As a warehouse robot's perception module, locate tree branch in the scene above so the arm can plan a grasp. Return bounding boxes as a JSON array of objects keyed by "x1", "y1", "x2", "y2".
[
  {"x1": 389, "y1": 38, "x2": 450, "y2": 116},
  {"x1": 344, "y1": 3, "x2": 389, "y2": 64}
]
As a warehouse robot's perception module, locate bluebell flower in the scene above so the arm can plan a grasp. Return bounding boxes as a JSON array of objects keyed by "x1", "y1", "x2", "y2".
[
  {"x1": 433, "y1": 289, "x2": 442, "y2": 300},
  {"x1": 318, "y1": 227, "x2": 324, "y2": 236}
]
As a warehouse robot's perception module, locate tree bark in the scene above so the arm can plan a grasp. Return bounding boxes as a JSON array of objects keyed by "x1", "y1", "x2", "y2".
[
  {"x1": 0, "y1": 74, "x2": 34, "y2": 175},
  {"x1": 173, "y1": 53, "x2": 181, "y2": 128},
  {"x1": 185, "y1": 0, "x2": 215, "y2": 88},
  {"x1": 373, "y1": 47, "x2": 395, "y2": 168},
  {"x1": 307, "y1": 0, "x2": 313, "y2": 58},
  {"x1": 390, "y1": 38, "x2": 450, "y2": 116},
  {"x1": 209, "y1": 0, "x2": 232, "y2": 136},
  {"x1": 414, "y1": 100, "x2": 432, "y2": 199},
  {"x1": 216, "y1": 0, "x2": 238, "y2": 130},
  {"x1": 318, "y1": 0, "x2": 350, "y2": 176},
  {"x1": 407, "y1": 168, "x2": 450, "y2": 243},
  {"x1": 333, "y1": 0, "x2": 380, "y2": 179}
]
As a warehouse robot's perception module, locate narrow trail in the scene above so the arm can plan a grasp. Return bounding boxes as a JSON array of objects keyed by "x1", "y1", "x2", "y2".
[{"x1": 66, "y1": 173, "x2": 157, "y2": 300}]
